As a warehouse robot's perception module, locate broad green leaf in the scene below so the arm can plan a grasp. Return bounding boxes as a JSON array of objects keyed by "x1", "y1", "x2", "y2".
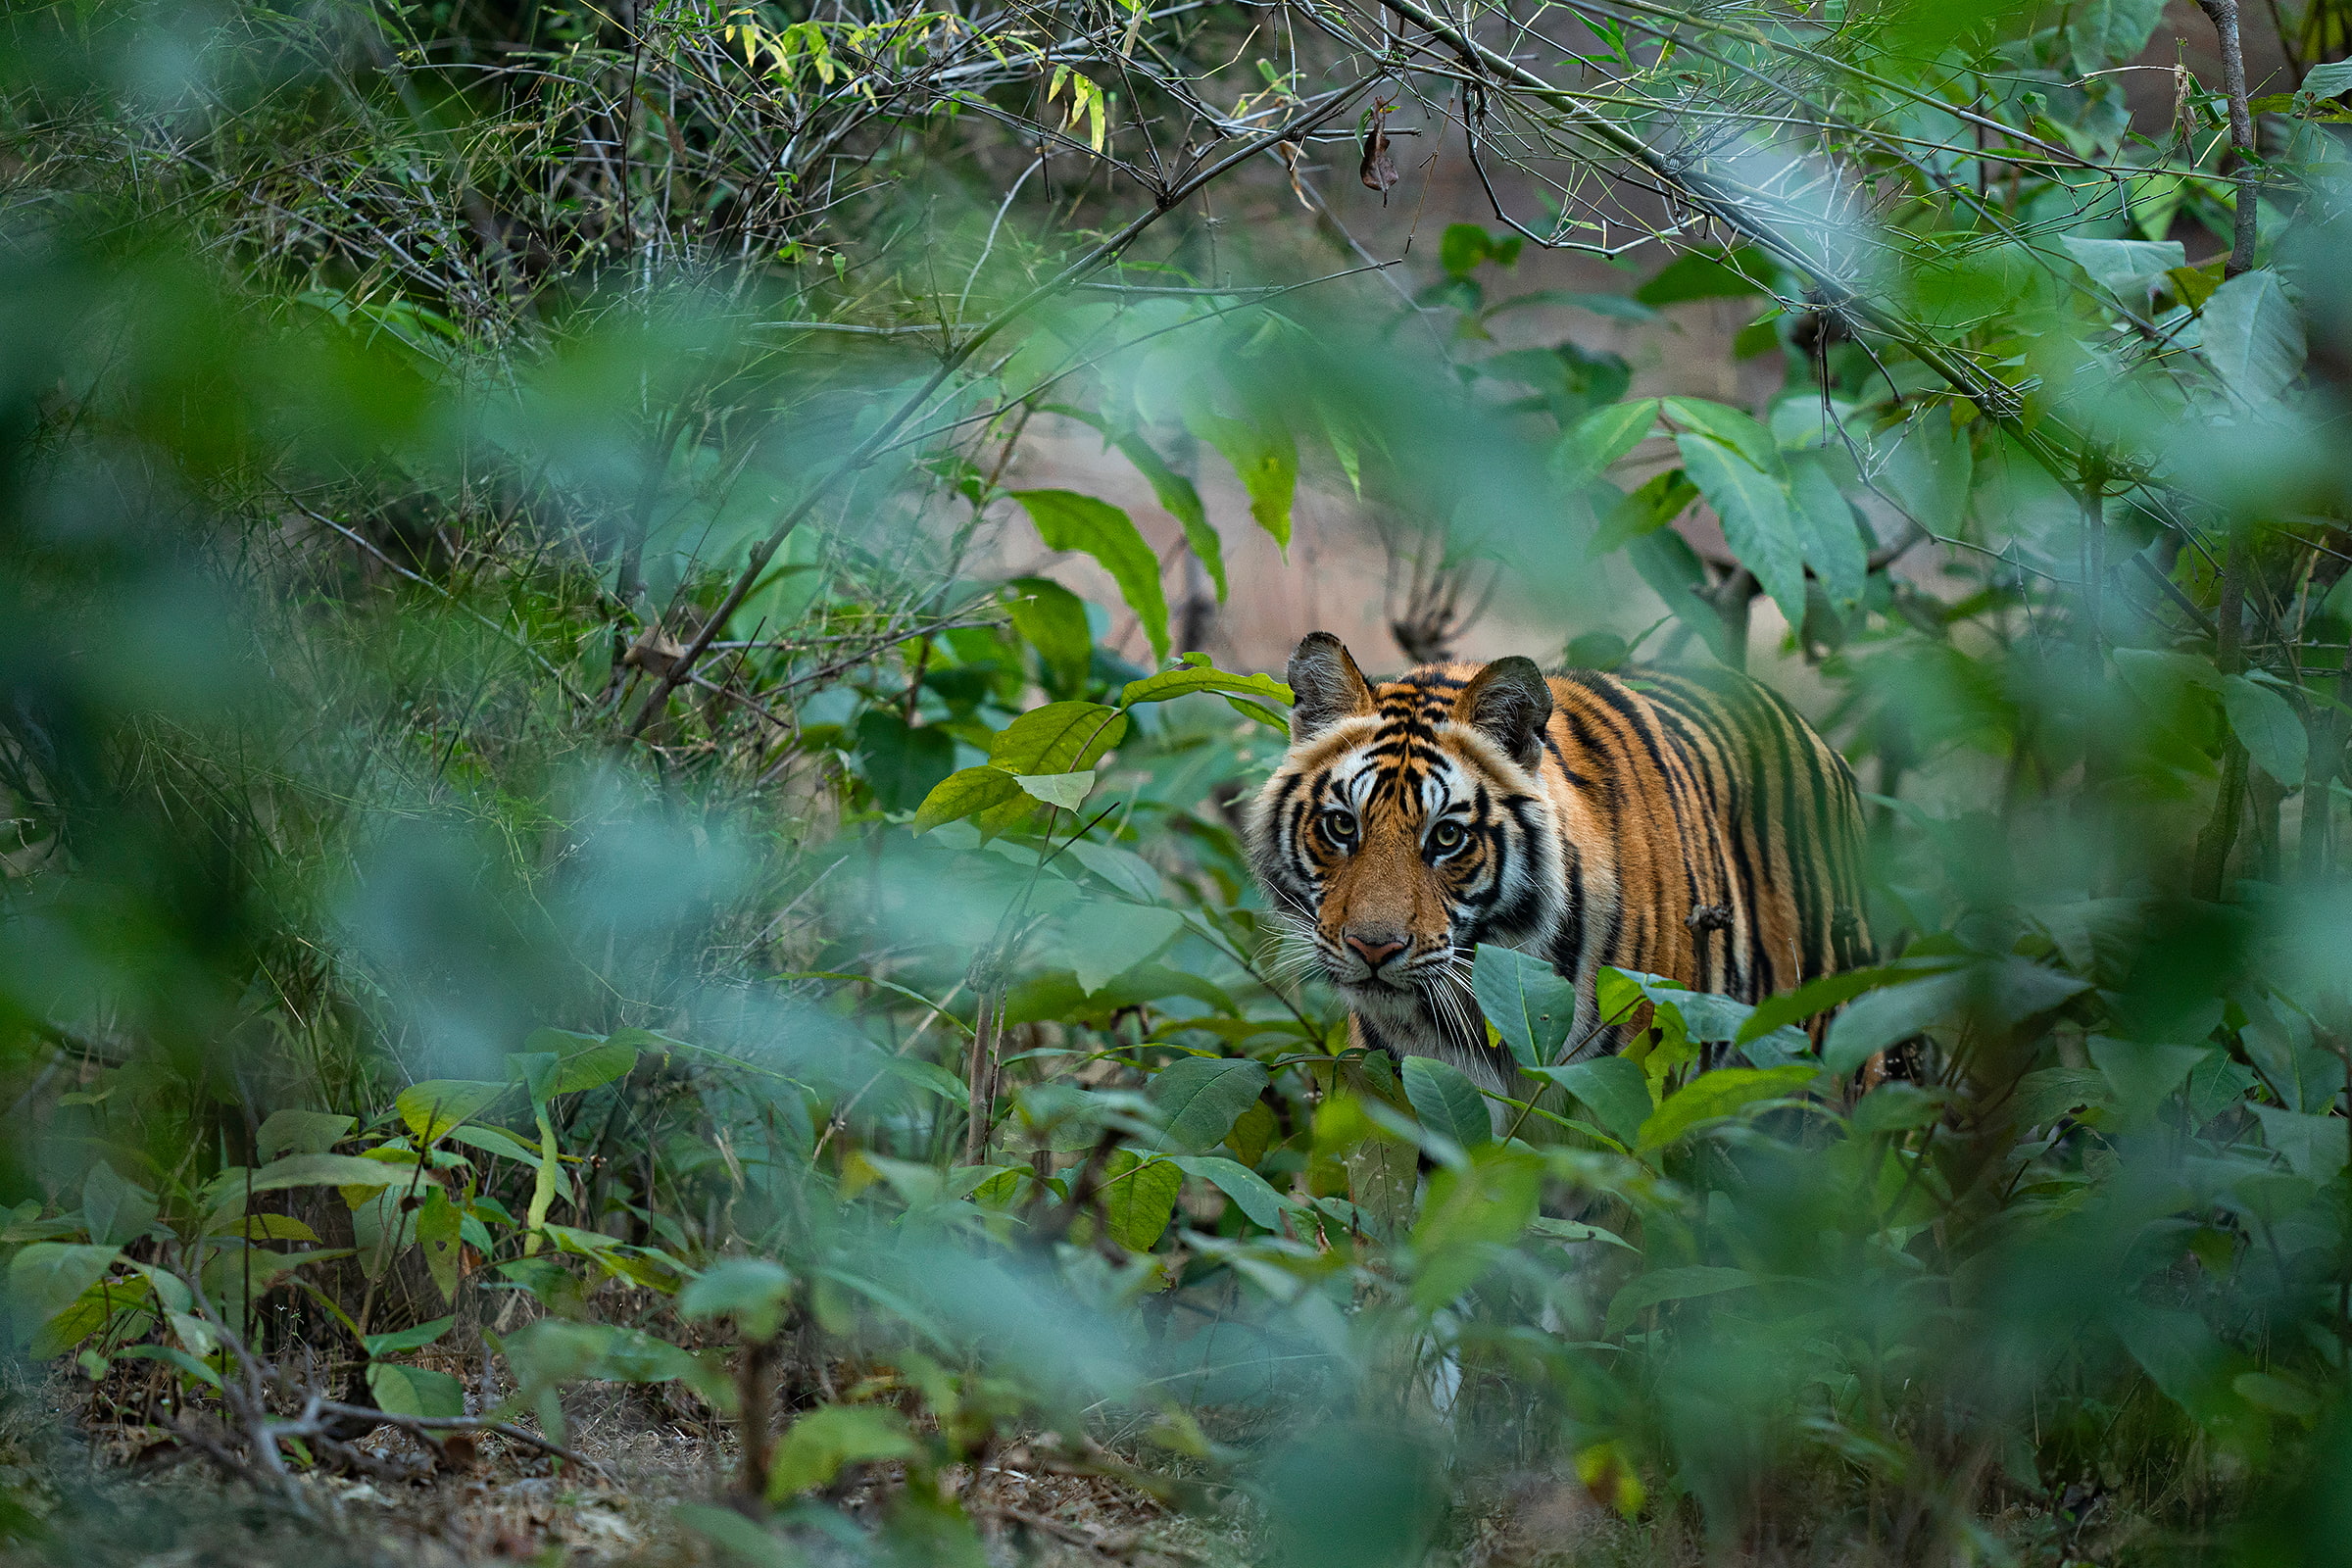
[
  {"x1": 913, "y1": 765, "x2": 1030, "y2": 836},
  {"x1": 6, "y1": 1243, "x2": 120, "y2": 1336},
  {"x1": 2011, "y1": 1067, "x2": 2113, "y2": 1129},
  {"x1": 1636, "y1": 1065, "x2": 1814, "y2": 1151},
  {"x1": 1604, "y1": 1265, "x2": 1755, "y2": 1336},
  {"x1": 2202, "y1": 270, "x2": 2306, "y2": 407},
  {"x1": 767, "y1": 1405, "x2": 921, "y2": 1501},
  {"x1": 81, "y1": 1161, "x2": 156, "y2": 1247},
  {"x1": 988, "y1": 701, "x2": 1128, "y2": 774},
  {"x1": 1677, "y1": 433, "x2": 1807, "y2": 630},
  {"x1": 1149, "y1": 1056, "x2": 1270, "y2": 1153},
  {"x1": 1822, "y1": 971, "x2": 1970, "y2": 1077},
  {"x1": 1109, "y1": 433, "x2": 1223, "y2": 601},
  {"x1": 2222, "y1": 675, "x2": 2307, "y2": 783},
  {"x1": 363, "y1": 1313, "x2": 456, "y2": 1358},
  {"x1": 1164, "y1": 1153, "x2": 1297, "y2": 1229},
  {"x1": 1004, "y1": 575, "x2": 1094, "y2": 697},
  {"x1": 416, "y1": 1186, "x2": 463, "y2": 1301},
  {"x1": 679, "y1": 1256, "x2": 795, "y2": 1341},
  {"x1": 2087, "y1": 1039, "x2": 2212, "y2": 1125},
  {"x1": 1785, "y1": 452, "x2": 1867, "y2": 614},
  {"x1": 2060, "y1": 236, "x2": 2185, "y2": 304},
  {"x1": 1012, "y1": 769, "x2": 1095, "y2": 810},
  {"x1": 396, "y1": 1079, "x2": 509, "y2": 1143},
  {"x1": 1119, "y1": 656, "x2": 1294, "y2": 722},
  {"x1": 1636, "y1": 248, "x2": 1774, "y2": 306},
  {"x1": 442, "y1": 1122, "x2": 544, "y2": 1163},
  {"x1": 1182, "y1": 398, "x2": 1298, "y2": 551},
  {"x1": 1881, "y1": 415, "x2": 1972, "y2": 536},
  {"x1": 1551, "y1": 399, "x2": 1659, "y2": 492},
  {"x1": 1102, "y1": 1150, "x2": 1182, "y2": 1251},
  {"x1": 1736, "y1": 964, "x2": 1919, "y2": 1043},
  {"x1": 367, "y1": 1361, "x2": 466, "y2": 1419},
  {"x1": 249, "y1": 1152, "x2": 441, "y2": 1194},
  {"x1": 2252, "y1": 1104, "x2": 2350, "y2": 1183},
  {"x1": 256, "y1": 1109, "x2": 356, "y2": 1162},
  {"x1": 1471, "y1": 944, "x2": 1576, "y2": 1070},
  {"x1": 2066, "y1": 0, "x2": 2165, "y2": 71},
  {"x1": 1400, "y1": 1055, "x2": 1494, "y2": 1153},
  {"x1": 1054, "y1": 902, "x2": 1184, "y2": 993},
  {"x1": 856, "y1": 709, "x2": 956, "y2": 813},
  {"x1": 1663, "y1": 397, "x2": 1777, "y2": 468},
  {"x1": 1013, "y1": 489, "x2": 1169, "y2": 662},
  {"x1": 1410, "y1": 1143, "x2": 1543, "y2": 1309},
  {"x1": 1530, "y1": 1056, "x2": 1653, "y2": 1145},
  {"x1": 1850, "y1": 1083, "x2": 1944, "y2": 1134},
  {"x1": 116, "y1": 1344, "x2": 223, "y2": 1391},
  {"x1": 1625, "y1": 527, "x2": 1737, "y2": 664},
  {"x1": 2109, "y1": 1300, "x2": 2228, "y2": 1417}
]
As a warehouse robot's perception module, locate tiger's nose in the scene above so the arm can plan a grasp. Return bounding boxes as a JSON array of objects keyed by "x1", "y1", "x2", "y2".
[{"x1": 1344, "y1": 931, "x2": 1407, "y2": 968}]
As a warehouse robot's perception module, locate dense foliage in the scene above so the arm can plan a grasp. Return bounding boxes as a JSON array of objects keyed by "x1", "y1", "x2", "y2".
[{"x1": 5, "y1": 0, "x2": 2352, "y2": 1562}]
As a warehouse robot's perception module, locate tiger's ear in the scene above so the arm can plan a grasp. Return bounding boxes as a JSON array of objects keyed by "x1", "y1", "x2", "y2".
[
  {"x1": 1455, "y1": 657, "x2": 1551, "y2": 770},
  {"x1": 1286, "y1": 632, "x2": 1375, "y2": 743}
]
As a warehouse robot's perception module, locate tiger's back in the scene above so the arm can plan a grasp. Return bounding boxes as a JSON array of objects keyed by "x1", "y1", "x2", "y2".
[{"x1": 1248, "y1": 634, "x2": 1871, "y2": 1091}]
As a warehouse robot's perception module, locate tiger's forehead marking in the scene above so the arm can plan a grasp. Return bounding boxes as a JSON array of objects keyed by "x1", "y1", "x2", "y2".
[{"x1": 1313, "y1": 674, "x2": 1480, "y2": 820}]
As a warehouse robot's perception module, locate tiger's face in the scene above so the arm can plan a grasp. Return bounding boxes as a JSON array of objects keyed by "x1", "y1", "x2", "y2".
[{"x1": 1248, "y1": 634, "x2": 1565, "y2": 1030}]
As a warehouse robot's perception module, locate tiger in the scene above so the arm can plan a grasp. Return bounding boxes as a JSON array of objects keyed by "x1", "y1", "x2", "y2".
[{"x1": 1246, "y1": 632, "x2": 1874, "y2": 1100}]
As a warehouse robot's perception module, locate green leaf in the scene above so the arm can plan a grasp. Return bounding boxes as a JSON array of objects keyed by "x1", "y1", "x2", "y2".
[
  {"x1": 416, "y1": 1187, "x2": 462, "y2": 1302},
  {"x1": 2201, "y1": 270, "x2": 2306, "y2": 407},
  {"x1": 679, "y1": 1257, "x2": 796, "y2": 1341},
  {"x1": 2301, "y1": 59, "x2": 2352, "y2": 102},
  {"x1": 1004, "y1": 576, "x2": 1095, "y2": 698},
  {"x1": 767, "y1": 1405, "x2": 921, "y2": 1501},
  {"x1": 1149, "y1": 1056, "x2": 1271, "y2": 1153},
  {"x1": 1102, "y1": 1150, "x2": 1182, "y2": 1251},
  {"x1": 545, "y1": 1040, "x2": 640, "y2": 1097},
  {"x1": 1736, "y1": 964, "x2": 1918, "y2": 1044},
  {"x1": 1163, "y1": 1153, "x2": 1297, "y2": 1229},
  {"x1": 1880, "y1": 416, "x2": 1973, "y2": 535},
  {"x1": 256, "y1": 1109, "x2": 357, "y2": 1161},
  {"x1": 1182, "y1": 398, "x2": 1298, "y2": 551},
  {"x1": 1055, "y1": 902, "x2": 1184, "y2": 993},
  {"x1": 2252, "y1": 1104, "x2": 2350, "y2": 1183},
  {"x1": 2222, "y1": 674, "x2": 2307, "y2": 783},
  {"x1": 856, "y1": 710, "x2": 957, "y2": 813},
  {"x1": 987, "y1": 701, "x2": 1128, "y2": 774},
  {"x1": 1822, "y1": 971, "x2": 1970, "y2": 1077},
  {"x1": 248, "y1": 1152, "x2": 441, "y2": 1194},
  {"x1": 396, "y1": 1079, "x2": 510, "y2": 1144},
  {"x1": 1625, "y1": 526, "x2": 1737, "y2": 664},
  {"x1": 1441, "y1": 221, "x2": 1494, "y2": 276},
  {"x1": 1551, "y1": 399, "x2": 1659, "y2": 493},
  {"x1": 2087, "y1": 1039, "x2": 2212, "y2": 1125},
  {"x1": 363, "y1": 1313, "x2": 456, "y2": 1358},
  {"x1": 441, "y1": 1122, "x2": 544, "y2": 1163},
  {"x1": 2067, "y1": 0, "x2": 2165, "y2": 71},
  {"x1": 1635, "y1": 1065, "x2": 1815, "y2": 1151},
  {"x1": 367, "y1": 1361, "x2": 466, "y2": 1419},
  {"x1": 1410, "y1": 1144, "x2": 1544, "y2": 1309},
  {"x1": 2060, "y1": 237, "x2": 2185, "y2": 304},
  {"x1": 1785, "y1": 452, "x2": 1867, "y2": 614},
  {"x1": 1636, "y1": 248, "x2": 1775, "y2": 307},
  {"x1": 1400, "y1": 1055, "x2": 1494, "y2": 1153},
  {"x1": 1604, "y1": 1265, "x2": 1755, "y2": 1337},
  {"x1": 1530, "y1": 1056, "x2": 1653, "y2": 1145},
  {"x1": 1677, "y1": 433, "x2": 1807, "y2": 630},
  {"x1": 1662, "y1": 397, "x2": 1778, "y2": 469},
  {"x1": 1012, "y1": 770, "x2": 1095, "y2": 810},
  {"x1": 1013, "y1": 489, "x2": 1169, "y2": 662},
  {"x1": 6, "y1": 1243, "x2": 120, "y2": 1339},
  {"x1": 81, "y1": 1161, "x2": 156, "y2": 1247},
  {"x1": 912, "y1": 765, "x2": 1030, "y2": 836},
  {"x1": 1471, "y1": 945, "x2": 1576, "y2": 1070},
  {"x1": 1109, "y1": 434, "x2": 1223, "y2": 601},
  {"x1": 1119, "y1": 657, "x2": 1295, "y2": 723}
]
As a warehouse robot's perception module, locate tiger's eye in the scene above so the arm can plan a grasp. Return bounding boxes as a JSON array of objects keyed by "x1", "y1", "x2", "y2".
[
  {"x1": 1320, "y1": 808, "x2": 1357, "y2": 846},
  {"x1": 1430, "y1": 820, "x2": 1466, "y2": 853}
]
